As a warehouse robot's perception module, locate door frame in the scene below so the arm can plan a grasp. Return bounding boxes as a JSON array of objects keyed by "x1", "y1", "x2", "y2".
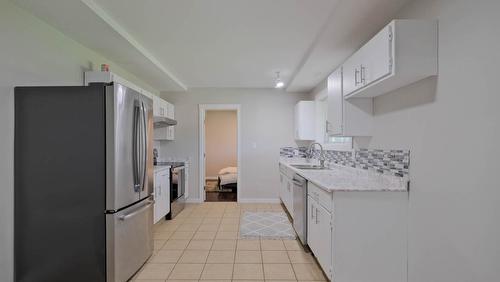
[{"x1": 199, "y1": 104, "x2": 241, "y2": 202}]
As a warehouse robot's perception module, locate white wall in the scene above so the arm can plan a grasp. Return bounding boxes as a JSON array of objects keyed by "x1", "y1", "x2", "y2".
[
  {"x1": 0, "y1": 1, "x2": 158, "y2": 281},
  {"x1": 313, "y1": 0, "x2": 500, "y2": 281},
  {"x1": 159, "y1": 88, "x2": 309, "y2": 202}
]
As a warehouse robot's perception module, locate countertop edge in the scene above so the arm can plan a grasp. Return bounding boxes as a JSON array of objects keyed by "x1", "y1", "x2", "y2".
[{"x1": 279, "y1": 160, "x2": 408, "y2": 193}]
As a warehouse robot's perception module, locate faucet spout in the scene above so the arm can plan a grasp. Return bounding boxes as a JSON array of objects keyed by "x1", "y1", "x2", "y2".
[{"x1": 307, "y1": 142, "x2": 325, "y2": 167}]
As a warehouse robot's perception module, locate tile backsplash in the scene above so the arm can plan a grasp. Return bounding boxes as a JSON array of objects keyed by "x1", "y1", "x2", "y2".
[
  {"x1": 280, "y1": 147, "x2": 410, "y2": 177},
  {"x1": 279, "y1": 146, "x2": 308, "y2": 158}
]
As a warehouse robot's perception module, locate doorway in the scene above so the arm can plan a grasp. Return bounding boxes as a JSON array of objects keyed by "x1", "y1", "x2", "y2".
[{"x1": 199, "y1": 104, "x2": 241, "y2": 202}]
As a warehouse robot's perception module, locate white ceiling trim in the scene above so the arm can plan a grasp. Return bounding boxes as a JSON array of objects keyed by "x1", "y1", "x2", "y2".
[{"x1": 80, "y1": 0, "x2": 187, "y2": 91}]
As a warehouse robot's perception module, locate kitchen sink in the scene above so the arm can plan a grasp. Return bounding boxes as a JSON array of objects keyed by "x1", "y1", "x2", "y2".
[{"x1": 290, "y1": 164, "x2": 330, "y2": 170}]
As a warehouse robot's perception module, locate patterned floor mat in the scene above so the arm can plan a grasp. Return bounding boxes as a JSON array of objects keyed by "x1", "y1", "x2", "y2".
[{"x1": 239, "y1": 211, "x2": 296, "y2": 240}]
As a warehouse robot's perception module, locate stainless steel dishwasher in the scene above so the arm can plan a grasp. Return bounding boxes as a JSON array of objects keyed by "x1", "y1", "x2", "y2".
[{"x1": 292, "y1": 174, "x2": 307, "y2": 246}]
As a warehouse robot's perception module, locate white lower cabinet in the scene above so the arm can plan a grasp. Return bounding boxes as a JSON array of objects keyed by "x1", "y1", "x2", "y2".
[
  {"x1": 284, "y1": 179, "x2": 293, "y2": 214},
  {"x1": 153, "y1": 168, "x2": 170, "y2": 223},
  {"x1": 281, "y1": 177, "x2": 293, "y2": 215},
  {"x1": 307, "y1": 182, "x2": 408, "y2": 282},
  {"x1": 279, "y1": 165, "x2": 293, "y2": 218},
  {"x1": 279, "y1": 173, "x2": 286, "y2": 202},
  {"x1": 307, "y1": 195, "x2": 332, "y2": 278}
]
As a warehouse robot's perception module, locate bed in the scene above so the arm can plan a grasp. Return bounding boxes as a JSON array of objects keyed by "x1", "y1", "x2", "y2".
[{"x1": 217, "y1": 167, "x2": 238, "y2": 191}]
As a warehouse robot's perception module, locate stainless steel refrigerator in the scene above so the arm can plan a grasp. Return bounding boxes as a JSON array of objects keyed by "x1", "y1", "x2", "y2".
[{"x1": 14, "y1": 83, "x2": 154, "y2": 282}]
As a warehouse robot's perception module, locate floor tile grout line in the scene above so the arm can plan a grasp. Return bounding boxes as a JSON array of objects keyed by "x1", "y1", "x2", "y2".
[
  {"x1": 260, "y1": 240, "x2": 265, "y2": 280},
  {"x1": 285, "y1": 244, "x2": 299, "y2": 281}
]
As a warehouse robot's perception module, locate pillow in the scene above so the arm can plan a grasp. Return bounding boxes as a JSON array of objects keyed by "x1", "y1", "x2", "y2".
[{"x1": 219, "y1": 166, "x2": 237, "y2": 175}]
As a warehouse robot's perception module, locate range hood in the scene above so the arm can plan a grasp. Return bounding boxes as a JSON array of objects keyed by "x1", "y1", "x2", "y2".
[{"x1": 153, "y1": 116, "x2": 177, "y2": 128}]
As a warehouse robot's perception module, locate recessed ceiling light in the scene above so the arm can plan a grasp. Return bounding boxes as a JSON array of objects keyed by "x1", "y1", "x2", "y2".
[{"x1": 275, "y1": 71, "x2": 284, "y2": 88}]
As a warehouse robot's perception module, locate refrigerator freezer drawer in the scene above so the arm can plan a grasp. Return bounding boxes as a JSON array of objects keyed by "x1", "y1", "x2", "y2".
[{"x1": 106, "y1": 199, "x2": 154, "y2": 282}]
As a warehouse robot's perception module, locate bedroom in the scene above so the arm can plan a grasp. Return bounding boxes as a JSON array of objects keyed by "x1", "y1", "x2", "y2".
[{"x1": 204, "y1": 109, "x2": 238, "y2": 202}]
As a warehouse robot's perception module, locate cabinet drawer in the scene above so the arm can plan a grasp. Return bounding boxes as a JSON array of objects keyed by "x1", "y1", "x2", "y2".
[
  {"x1": 279, "y1": 164, "x2": 294, "y2": 179},
  {"x1": 308, "y1": 182, "x2": 333, "y2": 212}
]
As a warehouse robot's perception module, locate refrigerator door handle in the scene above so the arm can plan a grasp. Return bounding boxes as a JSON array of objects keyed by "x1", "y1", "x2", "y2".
[
  {"x1": 137, "y1": 102, "x2": 143, "y2": 191},
  {"x1": 118, "y1": 200, "x2": 155, "y2": 221},
  {"x1": 132, "y1": 103, "x2": 141, "y2": 192},
  {"x1": 140, "y1": 102, "x2": 147, "y2": 191}
]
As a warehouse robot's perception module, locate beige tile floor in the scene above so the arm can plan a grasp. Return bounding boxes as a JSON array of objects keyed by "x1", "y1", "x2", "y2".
[{"x1": 132, "y1": 202, "x2": 327, "y2": 282}]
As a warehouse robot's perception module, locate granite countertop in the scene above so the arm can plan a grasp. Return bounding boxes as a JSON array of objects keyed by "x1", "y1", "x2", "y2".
[{"x1": 279, "y1": 157, "x2": 408, "y2": 192}]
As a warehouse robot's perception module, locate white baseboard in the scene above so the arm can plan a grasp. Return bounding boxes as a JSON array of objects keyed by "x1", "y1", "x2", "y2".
[
  {"x1": 238, "y1": 198, "x2": 280, "y2": 204},
  {"x1": 185, "y1": 197, "x2": 203, "y2": 203},
  {"x1": 185, "y1": 197, "x2": 280, "y2": 204}
]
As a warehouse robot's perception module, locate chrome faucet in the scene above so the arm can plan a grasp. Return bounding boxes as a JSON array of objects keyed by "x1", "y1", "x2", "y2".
[{"x1": 307, "y1": 142, "x2": 325, "y2": 168}]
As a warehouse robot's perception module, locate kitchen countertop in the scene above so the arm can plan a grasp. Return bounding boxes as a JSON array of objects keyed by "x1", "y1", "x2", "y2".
[
  {"x1": 279, "y1": 157, "x2": 408, "y2": 192},
  {"x1": 154, "y1": 164, "x2": 171, "y2": 172}
]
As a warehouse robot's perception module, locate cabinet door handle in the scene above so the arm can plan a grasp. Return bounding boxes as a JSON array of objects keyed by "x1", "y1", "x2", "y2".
[
  {"x1": 311, "y1": 204, "x2": 314, "y2": 220},
  {"x1": 354, "y1": 68, "x2": 360, "y2": 86},
  {"x1": 315, "y1": 208, "x2": 319, "y2": 224},
  {"x1": 360, "y1": 64, "x2": 366, "y2": 84}
]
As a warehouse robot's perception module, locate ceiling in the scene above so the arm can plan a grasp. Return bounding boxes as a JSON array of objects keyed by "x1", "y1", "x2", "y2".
[{"x1": 14, "y1": 0, "x2": 412, "y2": 92}]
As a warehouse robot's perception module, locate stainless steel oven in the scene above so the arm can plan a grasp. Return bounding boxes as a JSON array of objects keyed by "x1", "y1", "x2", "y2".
[{"x1": 166, "y1": 163, "x2": 186, "y2": 219}]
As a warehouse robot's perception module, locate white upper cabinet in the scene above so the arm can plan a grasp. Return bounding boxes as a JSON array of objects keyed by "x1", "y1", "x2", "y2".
[
  {"x1": 362, "y1": 24, "x2": 392, "y2": 85},
  {"x1": 294, "y1": 101, "x2": 316, "y2": 141},
  {"x1": 167, "y1": 102, "x2": 175, "y2": 119},
  {"x1": 327, "y1": 67, "x2": 373, "y2": 137},
  {"x1": 343, "y1": 19, "x2": 438, "y2": 98},
  {"x1": 153, "y1": 95, "x2": 174, "y2": 119},
  {"x1": 152, "y1": 95, "x2": 175, "y2": 141},
  {"x1": 152, "y1": 95, "x2": 163, "y2": 117},
  {"x1": 342, "y1": 47, "x2": 365, "y2": 96},
  {"x1": 326, "y1": 69, "x2": 343, "y2": 136}
]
